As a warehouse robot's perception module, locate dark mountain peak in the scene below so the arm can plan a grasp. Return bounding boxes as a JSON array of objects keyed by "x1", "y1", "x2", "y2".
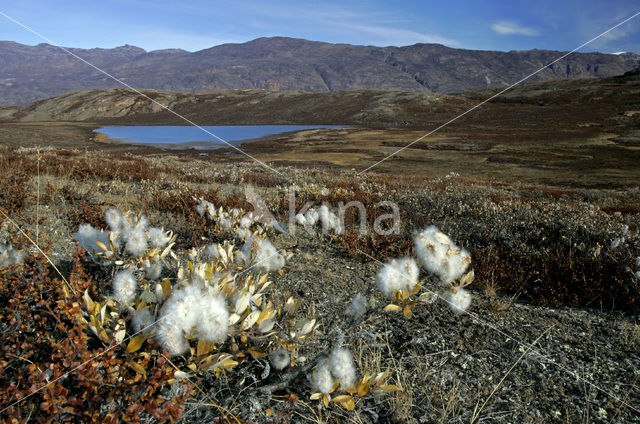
[
  {"x1": 1, "y1": 37, "x2": 639, "y2": 105},
  {"x1": 249, "y1": 36, "x2": 328, "y2": 45},
  {"x1": 148, "y1": 48, "x2": 188, "y2": 55},
  {"x1": 113, "y1": 44, "x2": 147, "y2": 54}
]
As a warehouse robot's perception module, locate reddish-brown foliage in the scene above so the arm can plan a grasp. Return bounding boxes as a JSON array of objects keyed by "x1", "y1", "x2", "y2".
[{"x1": 0, "y1": 250, "x2": 191, "y2": 423}]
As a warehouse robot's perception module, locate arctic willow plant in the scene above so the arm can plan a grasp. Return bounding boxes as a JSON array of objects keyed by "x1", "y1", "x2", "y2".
[
  {"x1": 75, "y1": 203, "x2": 314, "y2": 383},
  {"x1": 74, "y1": 201, "x2": 474, "y2": 415},
  {"x1": 375, "y1": 225, "x2": 475, "y2": 318}
]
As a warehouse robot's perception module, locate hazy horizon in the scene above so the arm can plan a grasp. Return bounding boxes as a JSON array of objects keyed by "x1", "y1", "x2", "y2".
[{"x1": 1, "y1": 35, "x2": 638, "y2": 56}]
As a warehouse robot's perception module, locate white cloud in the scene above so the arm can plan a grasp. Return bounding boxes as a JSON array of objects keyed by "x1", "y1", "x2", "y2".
[
  {"x1": 574, "y1": 10, "x2": 640, "y2": 53},
  {"x1": 491, "y1": 20, "x2": 539, "y2": 36}
]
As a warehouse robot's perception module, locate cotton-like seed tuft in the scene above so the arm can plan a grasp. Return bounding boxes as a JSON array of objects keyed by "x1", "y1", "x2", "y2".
[
  {"x1": 156, "y1": 283, "x2": 229, "y2": 356},
  {"x1": 156, "y1": 321, "x2": 189, "y2": 356},
  {"x1": 319, "y1": 205, "x2": 330, "y2": 228},
  {"x1": 147, "y1": 227, "x2": 171, "y2": 248},
  {"x1": 376, "y1": 257, "x2": 419, "y2": 297},
  {"x1": 196, "y1": 199, "x2": 215, "y2": 218},
  {"x1": 345, "y1": 293, "x2": 367, "y2": 318},
  {"x1": 329, "y1": 348, "x2": 356, "y2": 389},
  {"x1": 414, "y1": 226, "x2": 471, "y2": 284},
  {"x1": 447, "y1": 287, "x2": 472, "y2": 314},
  {"x1": 269, "y1": 348, "x2": 290, "y2": 370},
  {"x1": 113, "y1": 270, "x2": 138, "y2": 305},
  {"x1": 143, "y1": 258, "x2": 163, "y2": 280},
  {"x1": 235, "y1": 227, "x2": 251, "y2": 240},
  {"x1": 132, "y1": 215, "x2": 148, "y2": 232},
  {"x1": 305, "y1": 209, "x2": 319, "y2": 226},
  {"x1": 132, "y1": 309, "x2": 154, "y2": 334},
  {"x1": 203, "y1": 243, "x2": 221, "y2": 259},
  {"x1": 240, "y1": 237, "x2": 285, "y2": 271},
  {"x1": 0, "y1": 243, "x2": 25, "y2": 269},
  {"x1": 125, "y1": 227, "x2": 147, "y2": 257},
  {"x1": 105, "y1": 208, "x2": 124, "y2": 233},
  {"x1": 318, "y1": 205, "x2": 341, "y2": 233},
  {"x1": 239, "y1": 215, "x2": 254, "y2": 228},
  {"x1": 295, "y1": 213, "x2": 307, "y2": 226},
  {"x1": 193, "y1": 294, "x2": 229, "y2": 343},
  {"x1": 76, "y1": 224, "x2": 109, "y2": 253},
  {"x1": 218, "y1": 217, "x2": 234, "y2": 230},
  {"x1": 311, "y1": 362, "x2": 334, "y2": 395}
]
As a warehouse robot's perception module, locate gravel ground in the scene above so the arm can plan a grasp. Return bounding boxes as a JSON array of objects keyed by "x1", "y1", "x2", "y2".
[{"x1": 176, "y1": 228, "x2": 640, "y2": 423}]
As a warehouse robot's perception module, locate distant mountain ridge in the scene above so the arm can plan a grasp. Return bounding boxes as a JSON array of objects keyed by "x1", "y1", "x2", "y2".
[{"x1": 0, "y1": 36, "x2": 638, "y2": 105}]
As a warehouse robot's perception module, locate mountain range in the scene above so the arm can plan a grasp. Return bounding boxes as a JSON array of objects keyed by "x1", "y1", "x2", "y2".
[{"x1": 0, "y1": 36, "x2": 639, "y2": 105}]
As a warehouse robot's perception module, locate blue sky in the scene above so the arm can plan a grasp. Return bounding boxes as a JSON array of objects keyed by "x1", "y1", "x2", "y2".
[{"x1": 0, "y1": 0, "x2": 639, "y2": 53}]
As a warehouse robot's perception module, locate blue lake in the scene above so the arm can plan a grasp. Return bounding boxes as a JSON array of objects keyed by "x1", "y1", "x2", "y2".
[{"x1": 95, "y1": 125, "x2": 348, "y2": 150}]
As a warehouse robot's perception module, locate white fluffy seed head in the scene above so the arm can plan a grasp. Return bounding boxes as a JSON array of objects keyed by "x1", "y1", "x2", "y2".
[
  {"x1": 147, "y1": 227, "x2": 171, "y2": 249},
  {"x1": 143, "y1": 259, "x2": 163, "y2": 280},
  {"x1": 329, "y1": 348, "x2": 356, "y2": 389},
  {"x1": 295, "y1": 213, "x2": 307, "y2": 226},
  {"x1": 105, "y1": 208, "x2": 124, "y2": 233},
  {"x1": 305, "y1": 209, "x2": 319, "y2": 226},
  {"x1": 376, "y1": 257, "x2": 419, "y2": 297},
  {"x1": 218, "y1": 217, "x2": 234, "y2": 229},
  {"x1": 235, "y1": 227, "x2": 251, "y2": 240},
  {"x1": 156, "y1": 283, "x2": 229, "y2": 355},
  {"x1": 242, "y1": 237, "x2": 285, "y2": 272},
  {"x1": 312, "y1": 362, "x2": 334, "y2": 395},
  {"x1": 318, "y1": 205, "x2": 342, "y2": 233},
  {"x1": 193, "y1": 294, "x2": 229, "y2": 343},
  {"x1": 131, "y1": 308, "x2": 154, "y2": 334},
  {"x1": 75, "y1": 224, "x2": 109, "y2": 253},
  {"x1": 269, "y1": 348, "x2": 290, "y2": 370},
  {"x1": 196, "y1": 202, "x2": 205, "y2": 216},
  {"x1": 240, "y1": 215, "x2": 253, "y2": 228},
  {"x1": 345, "y1": 293, "x2": 367, "y2": 318},
  {"x1": 156, "y1": 321, "x2": 189, "y2": 356},
  {"x1": 203, "y1": 243, "x2": 221, "y2": 259},
  {"x1": 414, "y1": 226, "x2": 471, "y2": 284},
  {"x1": 113, "y1": 270, "x2": 138, "y2": 305},
  {"x1": 447, "y1": 287, "x2": 472, "y2": 314},
  {"x1": 319, "y1": 205, "x2": 330, "y2": 228},
  {"x1": 125, "y1": 227, "x2": 147, "y2": 257},
  {"x1": 196, "y1": 199, "x2": 215, "y2": 217}
]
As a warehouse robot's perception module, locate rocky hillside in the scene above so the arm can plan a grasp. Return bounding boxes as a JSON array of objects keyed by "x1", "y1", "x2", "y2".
[
  {"x1": 0, "y1": 88, "x2": 462, "y2": 127},
  {"x1": 2, "y1": 68, "x2": 639, "y2": 130},
  {"x1": 0, "y1": 37, "x2": 638, "y2": 105}
]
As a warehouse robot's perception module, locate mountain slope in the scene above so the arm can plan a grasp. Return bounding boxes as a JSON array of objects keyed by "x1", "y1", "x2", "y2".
[
  {"x1": 2, "y1": 68, "x2": 638, "y2": 131},
  {"x1": 0, "y1": 37, "x2": 638, "y2": 105}
]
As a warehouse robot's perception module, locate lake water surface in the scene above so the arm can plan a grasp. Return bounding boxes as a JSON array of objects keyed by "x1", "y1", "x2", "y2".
[{"x1": 96, "y1": 125, "x2": 347, "y2": 150}]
